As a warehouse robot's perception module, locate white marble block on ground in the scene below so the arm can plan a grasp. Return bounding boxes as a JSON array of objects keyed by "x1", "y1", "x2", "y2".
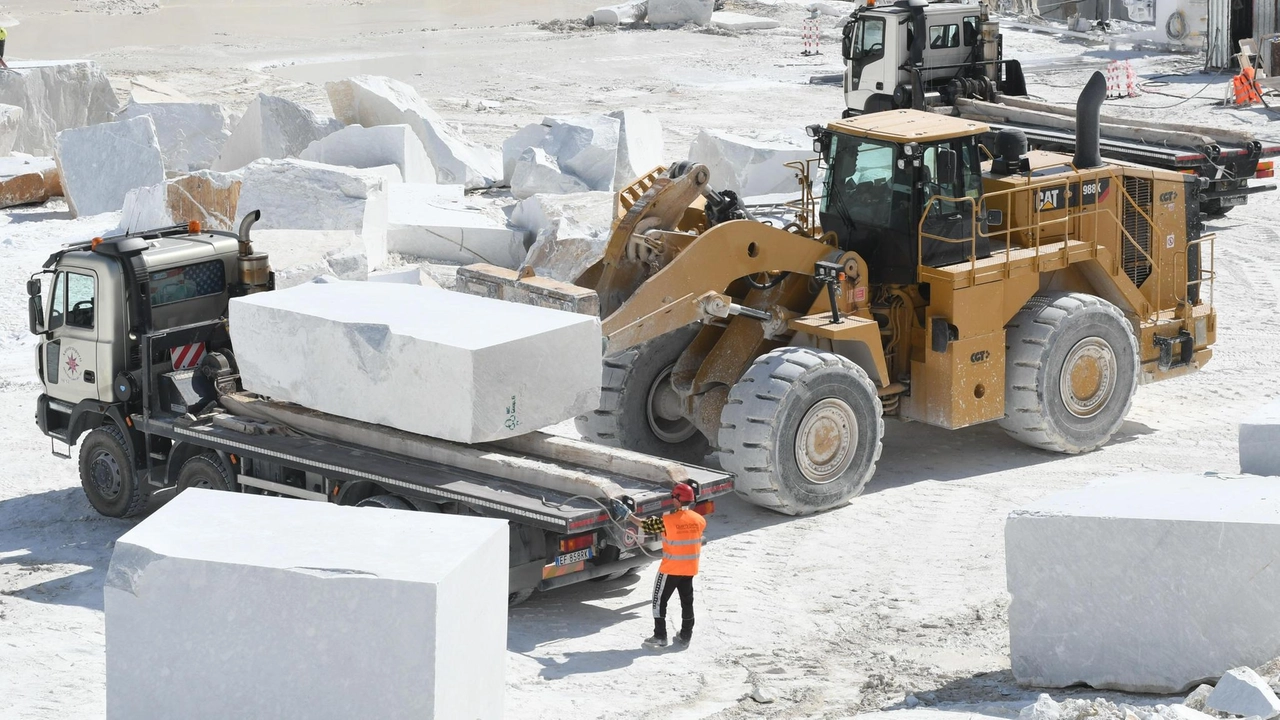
[
  {"x1": 252, "y1": 229, "x2": 370, "y2": 287},
  {"x1": 299, "y1": 123, "x2": 436, "y2": 183},
  {"x1": 212, "y1": 94, "x2": 343, "y2": 172},
  {"x1": 511, "y1": 147, "x2": 590, "y2": 199},
  {"x1": 117, "y1": 101, "x2": 232, "y2": 173},
  {"x1": 593, "y1": 0, "x2": 648, "y2": 25},
  {"x1": 387, "y1": 183, "x2": 526, "y2": 268},
  {"x1": 608, "y1": 109, "x2": 664, "y2": 189},
  {"x1": 368, "y1": 265, "x2": 441, "y2": 287},
  {"x1": 1240, "y1": 398, "x2": 1280, "y2": 476},
  {"x1": 544, "y1": 114, "x2": 621, "y2": 192},
  {"x1": 0, "y1": 61, "x2": 120, "y2": 155},
  {"x1": 712, "y1": 11, "x2": 781, "y2": 30},
  {"x1": 119, "y1": 170, "x2": 242, "y2": 232},
  {"x1": 55, "y1": 116, "x2": 166, "y2": 217},
  {"x1": 648, "y1": 0, "x2": 714, "y2": 25},
  {"x1": 106, "y1": 489, "x2": 507, "y2": 720},
  {"x1": 688, "y1": 128, "x2": 815, "y2": 197},
  {"x1": 511, "y1": 191, "x2": 614, "y2": 283},
  {"x1": 1007, "y1": 473, "x2": 1280, "y2": 693},
  {"x1": 502, "y1": 123, "x2": 551, "y2": 186},
  {"x1": 0, "y1": 104, "x2": 22, "y2": 156},
  {"x1": 230, "y1": 282, "x2": 602, "y2": 443}
]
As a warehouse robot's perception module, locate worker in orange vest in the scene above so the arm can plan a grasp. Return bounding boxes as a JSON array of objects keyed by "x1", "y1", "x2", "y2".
[
  {"x1": 617, "y1": 482, "x2": 706, "y2": 649},
  {"x1": 1234, "y1": 66, "x2": 1263, "y2": 107}
]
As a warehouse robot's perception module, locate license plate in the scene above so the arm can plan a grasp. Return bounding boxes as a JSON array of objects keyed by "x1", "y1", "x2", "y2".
[{"x1": 556, "y1": 548, "x2": 594, "y2": 566}]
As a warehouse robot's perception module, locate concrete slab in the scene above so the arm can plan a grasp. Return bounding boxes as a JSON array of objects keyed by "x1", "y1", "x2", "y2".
[
  {"x1": 1240, "y1": 398, "x2": 1280, "y2": 476},
  {"x1": 1007, "y1": 473, "x2": 1280, "y2": 693},
  {"x1": 106, "y1": 489, "x2": 507, "y2": 720},
  {"x1": 229, "y1": 281, "x2": 602, "y2": 443},
  {"x1": 55, "y1": 116, "x2": 166, "y2": 217}
]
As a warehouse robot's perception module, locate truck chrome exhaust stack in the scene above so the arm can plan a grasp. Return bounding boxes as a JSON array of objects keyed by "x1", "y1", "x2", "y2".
[{"x1": 235, "y1": 210, "x2": 272, "y2": 292}]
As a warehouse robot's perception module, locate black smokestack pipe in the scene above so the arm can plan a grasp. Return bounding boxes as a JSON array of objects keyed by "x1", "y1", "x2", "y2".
[
  {"x1": 1073, "y1": 71, "x2": 1106, "y2": 170},
  {"x1": 909, "y1": 0, "x2": 927, "y2": 68}
]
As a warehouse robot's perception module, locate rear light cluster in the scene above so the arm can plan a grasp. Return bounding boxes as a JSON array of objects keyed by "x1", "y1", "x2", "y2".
[
  {"x1": 559, "y1": 533, "x2": 595, "y2": 554},
  {"x1": 693, "y1": 500, "x2": 715, "y2": 516},
  {"x1": 1258, "y1": 161, "x2": 1274, "y2": 179}
]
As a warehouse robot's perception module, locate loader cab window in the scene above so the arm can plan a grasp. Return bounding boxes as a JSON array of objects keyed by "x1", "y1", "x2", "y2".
[
  {"x1": 823, "y1": 134, "x2": 908, "y2": 233},
  {"x1": 929, "y1": 24, "x2": 960, "y2": 49},
  {"x1": 963, "y1": 16, "x2": 980, "y2": 46},
  {"x1": 48, "y1": 271, "x2": 96, "y2": 331}
]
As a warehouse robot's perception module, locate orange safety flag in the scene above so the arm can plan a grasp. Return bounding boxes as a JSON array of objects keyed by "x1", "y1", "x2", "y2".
[
  {"x1": 658, "y1": 508, "x2": 706, "y2": 576},
  {"x1": 1234, "y1": 67, "x2": 1263, "y2": 106}
]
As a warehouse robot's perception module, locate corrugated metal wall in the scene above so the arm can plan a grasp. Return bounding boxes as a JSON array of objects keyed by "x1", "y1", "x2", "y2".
[
  {"x1": 1256, "y1": 0, "x2": 1279, "y2": 73},
  {"x1": 1206, "y1": 0, "x2": 1232, "y2": 67}
]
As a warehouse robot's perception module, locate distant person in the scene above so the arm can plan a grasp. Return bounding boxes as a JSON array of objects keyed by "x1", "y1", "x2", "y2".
[{"x1": 0, "y1": 27, "x2": 8, "y2": 69}]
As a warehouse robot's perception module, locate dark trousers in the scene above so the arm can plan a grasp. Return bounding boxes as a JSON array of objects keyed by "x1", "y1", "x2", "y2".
[{"x1": 651, "y1": 572, "x2": 694, "y2": 639}]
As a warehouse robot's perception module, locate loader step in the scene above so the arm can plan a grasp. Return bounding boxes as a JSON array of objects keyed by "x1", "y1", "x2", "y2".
[{"x1": 921, "y1": 239, "x2": 1092, "y2": 288}]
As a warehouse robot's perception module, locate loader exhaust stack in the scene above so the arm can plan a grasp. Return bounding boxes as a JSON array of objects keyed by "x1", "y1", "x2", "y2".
[{"x1": 1073, "y1": 71, "x2": 1106, "y2": 170}]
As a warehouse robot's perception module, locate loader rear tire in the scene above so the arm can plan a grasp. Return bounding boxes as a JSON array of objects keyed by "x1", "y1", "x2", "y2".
[
  {"x1": 574, "y1": 326, "x2": 710, "y2": 465},
  {"x1": 719, "y1": 347, "x2": 884, "y2": 516},
  {"x1": 998, "y1": 293, "x2": 1138, "y2": 453}
]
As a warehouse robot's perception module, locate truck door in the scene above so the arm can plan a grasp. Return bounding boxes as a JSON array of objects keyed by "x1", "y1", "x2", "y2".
[
  {"x1": 43, "y1": 269, "x2": 107, "y2": 404},
  {"x1": 845, "y1": 15, "x2": 896, "y2": 112}
]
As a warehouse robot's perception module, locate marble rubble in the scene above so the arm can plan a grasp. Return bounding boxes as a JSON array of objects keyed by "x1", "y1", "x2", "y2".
[
  {"x1": 1239, "y1": 397, "x2": 1280, "y2": 476},
  {"x1": 212, "y1": 94, "x2": 343, "y2": 173},
  {"x1": 647, "y1": 0, "x2": 714, "y2": 26},
  {"x1": 592, "y1": 0, "x2": 648, "y2": 25},
  {"x1": 299, "y1": 124, "x2": 437, "y2": 183},
  {"x1": 0, "y1": 155, "x2": 62, "y2": 209},
  {"x1": 119, "y1": 171, "x2": 242, "y2": 232},
  {"x1": 118, "y1": 101, "x2": 232, "y2": 173},
  {"x1": 1007, "y1": 473, "x2": 1280, "y2": 693},
  {"x1": 511, "y1": 147, "x2": 590, "y2": 200},
  {"x1": 0, "y1": 61, "x2": 119, "y2": 155},
  {"x1": 251, "y1": 229, "x2": 370, "y2": 287},
  {"x1": 1017, "y1": 694, "x2": 1217, "y2": 720},
  {"x1": 502, "y1": 123, "x2": 551, "y2": 185},
  {"x1": 712, "y1": 11, "x2": 782, "y2": 30},
  {"x1": 510, "y1": 191, "x2": 614, "y2": 283},
  {"x1": 1205, "y1": 667, "x2": 1280, "y2": 718},
  {"x1": 326, "y1": 75, "x2": 501, "y2": 189},
  {"x1": 544, "y1": 114, "x2": 621, "y2": 192},
  {"x1": 688, "y1": 128, "x2": 815, "y2": 197},
  {"x1": 55, "y1": 116, "x2": 166, "y2": 217},
  {"x1": 0, "y1": 105, "x2": 21, "y2": 156},
  {"x1": 607, "y1": 109, "x2": 664, "y2": 188},
  {"x1": 228, "y1": 281, "x2": 602, "y2": 444},
  {"x1": 235, "y1": 159, "x2": 399, "y2": 270},
  {"x1": 106, "y1": 489, "x2": 507, "y2": 720},
  {"x1": 386, "y1": 183, "x2": 526, "y2": 268}
]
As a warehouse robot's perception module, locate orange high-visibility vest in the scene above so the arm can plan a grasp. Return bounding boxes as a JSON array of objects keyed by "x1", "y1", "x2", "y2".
[
  {"x1": 658, "y1": 508, "x2": 706, "y2": 576},
  {"x1": 1234, "y1": 67, "x2": 1262, "y2": 106}
]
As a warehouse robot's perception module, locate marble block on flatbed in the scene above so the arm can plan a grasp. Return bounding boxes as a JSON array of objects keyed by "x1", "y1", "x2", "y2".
[
  {"x1": 229, "y1": 281, "x2": 602, "y2": 443},
  {"x1": 106, "y1": 489, "x2": 508, "y2": 720},
  {"x1": 1007, "y1": 473, "x2": 1280, "y2": 693},
  {"x1": 1240, "y1": 398, "x2": 1280, "y2": 476}
]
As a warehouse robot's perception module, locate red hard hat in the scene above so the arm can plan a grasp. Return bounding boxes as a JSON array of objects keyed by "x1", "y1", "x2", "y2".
[{"x1": 671, "y1": 483, "x2": 695, "y2": 503}]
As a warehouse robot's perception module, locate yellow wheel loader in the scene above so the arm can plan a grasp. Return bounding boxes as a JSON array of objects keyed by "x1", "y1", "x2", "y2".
[{"x1": 460, "y1": 72, "x2": 1216, "y2": 516}]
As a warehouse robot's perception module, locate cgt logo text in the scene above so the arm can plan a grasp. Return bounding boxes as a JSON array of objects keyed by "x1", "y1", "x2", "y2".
[{"x1": 970, "y1": 349, "x2": 991, "y2": 364}]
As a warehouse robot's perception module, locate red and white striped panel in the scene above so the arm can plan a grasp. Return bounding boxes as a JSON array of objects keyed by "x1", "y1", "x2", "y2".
[{"x1": 170, "y1": 342, "x2": 206, "y2": 370}]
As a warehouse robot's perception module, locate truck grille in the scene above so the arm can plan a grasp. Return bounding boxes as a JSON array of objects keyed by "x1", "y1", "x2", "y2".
[{"x1": 1122, "y1": 177, "x2": 1153, "y2": 288}]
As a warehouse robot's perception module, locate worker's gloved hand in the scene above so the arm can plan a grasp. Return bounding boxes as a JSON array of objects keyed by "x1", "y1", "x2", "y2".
[{"x1": 610, "y1": 499, "x2": 631, "y2": 521}]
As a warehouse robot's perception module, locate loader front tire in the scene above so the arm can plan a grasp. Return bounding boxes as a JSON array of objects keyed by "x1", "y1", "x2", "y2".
[
  {"x1": 575, "y1": 326, "x2": 710, "y2": 465},
  {"x1": 719, "y1": 348, "x2": 884, "y2": 516},
  {"x1": 998, "y1": 293, "x2": 1139, "y2": 454}
]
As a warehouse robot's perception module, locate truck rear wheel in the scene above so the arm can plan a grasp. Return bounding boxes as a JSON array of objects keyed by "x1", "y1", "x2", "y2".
[
  {"x1": 719, "y1": 347, "x2": 884, "y2": 516},
  {"x1": 177, "y1": 453, "x2": 237, "y2": 493},
  {"x1": 574, "y1": 326, "x2": 710, "y2": 465},
  {"x1": 355, "y1": 494, "x2": 413, "y2": 510},
  {"x1": 79, "y1": 425, "x2": 147, "y2": 518},
  {"x1": 999, "y1": 293, "x2": 1139, "y2": 453}
]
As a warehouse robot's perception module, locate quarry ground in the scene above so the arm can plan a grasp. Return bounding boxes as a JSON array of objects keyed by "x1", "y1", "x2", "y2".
[{"x1": 2, "y1": 1, "x2": 1279, "y2": 718}]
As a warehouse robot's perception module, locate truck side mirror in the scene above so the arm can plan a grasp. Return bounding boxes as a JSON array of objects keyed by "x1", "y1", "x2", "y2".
[
  {"x1": 938, "y1": 148, "x2": 959, "y2": 187},
  {"x1": 29, "y1": 293, "x2": 45, "y2": 335},
  {"x1": 27, "y1": 278, "x2": 41, "y2": 297}
]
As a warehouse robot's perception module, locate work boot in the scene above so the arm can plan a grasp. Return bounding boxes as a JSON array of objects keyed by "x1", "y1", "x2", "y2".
[
  {"x1": 643, "y1": 634, "x2": 669, "y2": 649},
  {"x1": 674, "y1": 632, "x2": 691, "y2": 648}
]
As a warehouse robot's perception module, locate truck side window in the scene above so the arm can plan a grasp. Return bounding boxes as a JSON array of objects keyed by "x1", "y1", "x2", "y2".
[
  {"x1": 857, "y1": 17, "x2": 884, "y2": 56},
  {"x1": 65, "y1": 272, "x2": 95, "y2": 330},
  {"x1": 963, "y1": 16, "x2": 979, "y2": 46},
  {"x1": 48, "y1": 272, "x2": 65, "y2": 331},
  {"x1": 929, "y1": 24, "x2": 960, "y2": 49}
]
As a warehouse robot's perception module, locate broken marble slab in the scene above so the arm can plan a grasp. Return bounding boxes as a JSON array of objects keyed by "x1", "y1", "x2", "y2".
[
  {"x1": 117, "y1": 101, "x2": 232, "y2": 173},
  {"x1": 1206, "y1": 668, "x2": 1280, "y2": 719},
  {"x1": 251, "y1": 229, "x2": 370, "y2": 287},
  {"x1": 711, "y1": 11, "x2": 781, "y2": 30},
  {"x1": 299, "y1": 123, "x2": 436, "y2": 184},
  {"x1": 608, "y1": 109, "x2": 664, "y2": 189},
  {"x1": 105, "y1": 489, "x2": 507, "y2": 720},
  {"x1": 1240, "y1": 398, "x2": 1280, "y2": 476},
  {"x1": 502, "y1": 123, "x2": 551, "y2": 186},
  {"x1": 1007, "y1": 473, "x2": 1280, "y2": 693},
  {"x1": 119, "y1": 171, "x2": 242, "y2": 232},
  {"x1": 647, "y1": 0, "x2": 714, "y2": 25},
  {"x1": 229, "y1": 281, "x2": 602, "y2": 444},
  {"x1": 592, "y1": 0, "x2": 648, "y2": 25},
  {"x1": 0, "y1": 61, "x2": 120, "y2": 155},
  {"x1": 543, "y1": 114, "x2": 620, "y2": 192},
  {"x1": 235, "y1": 159, "x2": 399, "y2": 270},
  {"x1": 55, "y1": 116, "x2": 166, "y2": 217},
  {"x1": 510, "y1": 191, "x2": 614, "y2": 283},
  {"x1": 386, "y1": 183, "x2": 525, "y2": 269},
  {"x1": 212, "y1": 94, "x2": 343, "y2": 173},
  {"x1": 688, "y1": 128, "x2": 815, "y2": 197},
  {"x1": 0, "y1": 155, "x2": 61, "y2": 209},
  {"x1": 511, "y1": 147, "x2": 590, "y2": 200},
  {"x1": 326, "y1": 75, "x2": 501, "y2": 189}
]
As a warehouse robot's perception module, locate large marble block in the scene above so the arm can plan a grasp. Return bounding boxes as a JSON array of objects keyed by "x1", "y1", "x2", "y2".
[
  {"x1": 106, "y1": 489, "x2": 507, "y2": 720},
  {"x1": 543, "y1": 114, "x2": 621, "y2": 192},
  {"x1": 326, "y1": 75, "x2": 501, "y2": 189},
  {"x1": 119, "y1": 170, "x2": 242, "y2": 232},
  {"x1": 0, "y1": 155, "x2": 61, "y2": 209},
  {"x1": 511, "y1": 191, "x2": 614, "y2": 282},
  {"x1": 212, "y1": 94, "x2": 343, "y2": 172},
  {"x1": 251, "y1": 229, "x2": 370, "y2": 287},
  {"x1": 593, "y1": 0, "x2": 648, "y2": 25},
  {"x1": 0, "y1": 61, "x2": 119, "y2": 154},
  {"x1": 608, "y1": 109, "x2": 664, "y2": 188},
  {"x1": 712, "y1": 11, "x2": 781, "y2": 30},
  {"x1": 689, "y1": 128, "x2": 815, "y2": 196},
  {"x1": 1007, "y1": 473, "x2": 1280, "y2": 693},
  {"x1": 647, "y1": 0, "x2": 714, "y2": 25},
  {"x1": 502, "y1": 123, "x2": 551, "y2": 185},
  {"x1": 1240, "y1": 398, "x2": 1280, "y2": 476},
  {"x1": 229, "y1": 281, "x2": 602, "y2": 443},
  {"x1": 299, "y1": 123, "x2": 436, "y2": 183},
  {"x1": 511, "y1": 147, "x2": 590, "y2": 200},
  {"x1": 117, "y1": 101, "x2": 232, "y2": 172},
  {"x1": 0, "y1": 104, "x2": 22, "y2": 156},
  {"x1": 386, "y1": 183, "x2": 526, "y2": 268},
  {"x1": 55, "y1": 116, "x2": 166, "y2": 217}
]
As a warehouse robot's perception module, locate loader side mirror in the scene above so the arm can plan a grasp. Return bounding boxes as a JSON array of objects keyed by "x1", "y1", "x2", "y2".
[
  {"x1": 937, "y1": 148, "x2": 959, "y2": 186},
  {"x1": 27, "y1": 277, "x2": 45, "y2": 335}
]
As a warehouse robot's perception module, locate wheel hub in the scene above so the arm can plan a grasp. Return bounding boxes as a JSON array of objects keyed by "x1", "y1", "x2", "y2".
[
  {"x1": 1060, "y1": 337, "x2": 1117, "y2": 418},
  {"x1": 647, "y1": 365, "x2": 697, "y2": 444},
  {"x1": 89, "y1": 450, "x2": 122, "y2": 500},
  {"x1": 794, "y1": 398, "x2": 858, "y2": 485}
]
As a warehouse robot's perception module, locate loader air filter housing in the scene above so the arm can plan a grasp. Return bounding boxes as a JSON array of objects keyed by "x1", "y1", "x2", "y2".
[{"x1": 992, "y1": 128, "x2": 1029, "y2": 176}]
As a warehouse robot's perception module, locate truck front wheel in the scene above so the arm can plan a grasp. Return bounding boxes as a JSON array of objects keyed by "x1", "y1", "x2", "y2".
[{"x1": 79, "y1": 425, "x2": 147, "y2": 518}]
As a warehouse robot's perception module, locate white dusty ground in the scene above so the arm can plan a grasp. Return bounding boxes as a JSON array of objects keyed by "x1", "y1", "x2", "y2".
[{"x1": 2, "y1": 1, "x2": 1279, "y2": 719}]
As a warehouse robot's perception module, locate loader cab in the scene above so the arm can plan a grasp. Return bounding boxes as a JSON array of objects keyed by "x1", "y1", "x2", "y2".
[{"x1": 815, "y1": 110, "x2": 990, "y2": 285}]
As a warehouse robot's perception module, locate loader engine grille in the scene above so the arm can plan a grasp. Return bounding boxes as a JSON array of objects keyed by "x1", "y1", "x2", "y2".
[{"x1": 1121, "y1": 176, "x2": 1153, "y2": 288}]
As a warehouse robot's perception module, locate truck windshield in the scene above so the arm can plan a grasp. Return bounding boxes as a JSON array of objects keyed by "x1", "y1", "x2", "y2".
[{"x1": 822, "y1": 133, "x2": 908, "y2": 233}]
